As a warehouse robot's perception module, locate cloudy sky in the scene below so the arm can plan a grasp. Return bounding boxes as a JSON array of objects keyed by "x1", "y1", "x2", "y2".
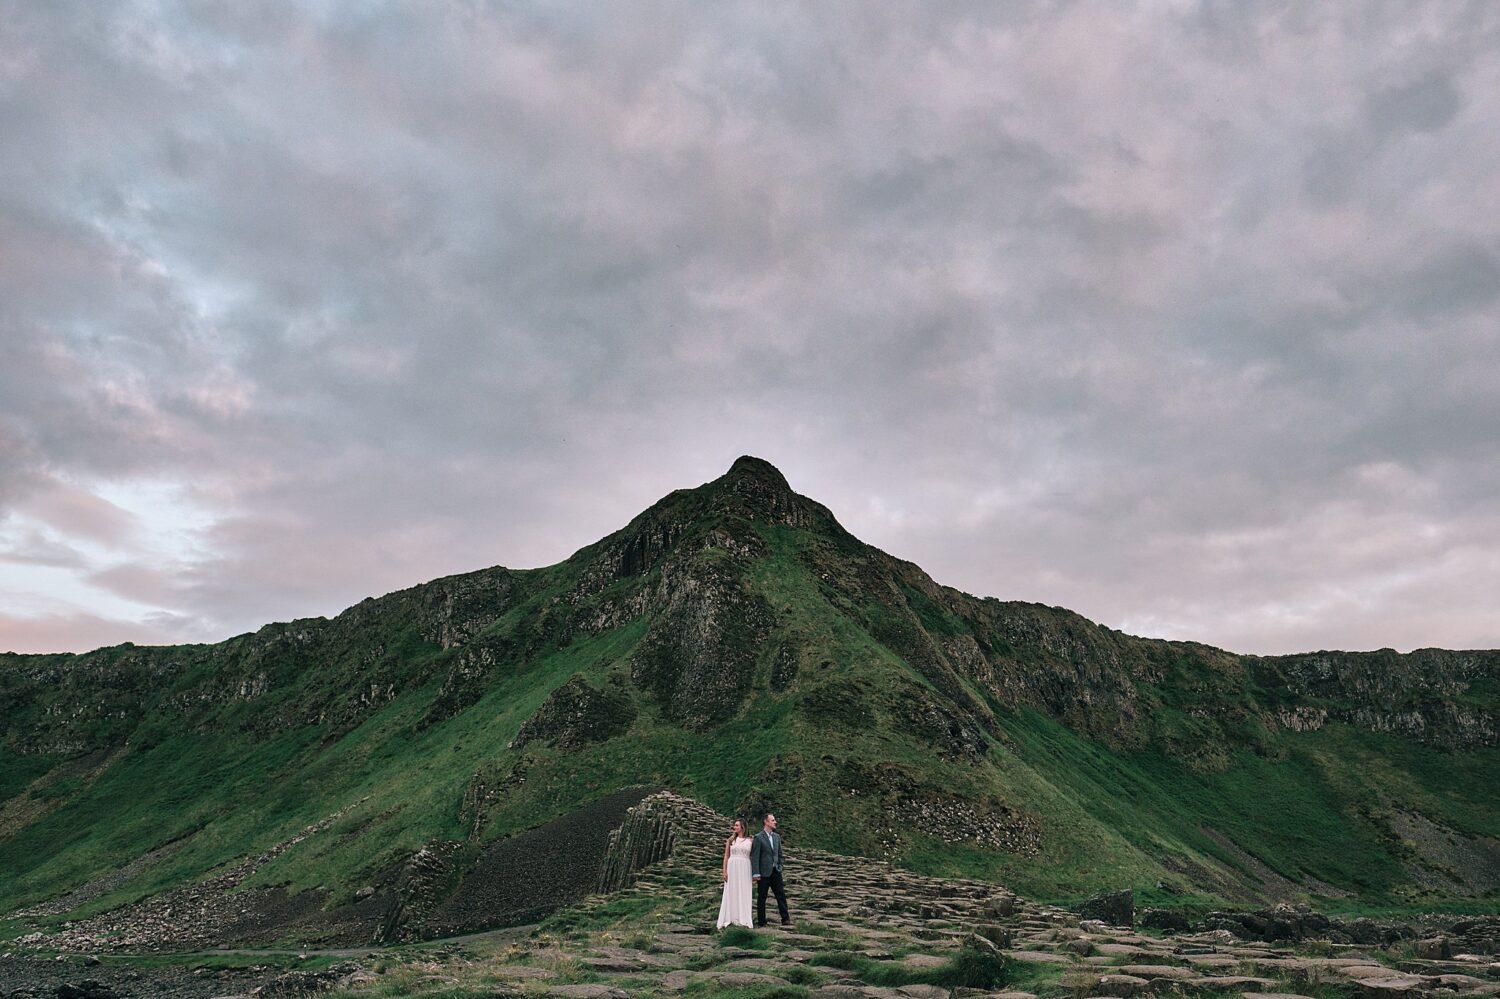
[{"x1": 3, "y1": 3, "x2": 1498, "y2": 657}]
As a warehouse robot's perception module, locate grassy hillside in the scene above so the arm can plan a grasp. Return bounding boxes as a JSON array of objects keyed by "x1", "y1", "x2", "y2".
[{"x1": 2, "y1": 457, "x2": 1496, "y2": 945}]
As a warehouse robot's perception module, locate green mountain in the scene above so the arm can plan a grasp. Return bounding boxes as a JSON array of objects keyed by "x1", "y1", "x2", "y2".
[{"x1": 2, "y1": 456, "x2": 1497, "y2": 946}]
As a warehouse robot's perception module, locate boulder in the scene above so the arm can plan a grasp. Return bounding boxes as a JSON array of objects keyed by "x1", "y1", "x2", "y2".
[
  {"x1": 1141, "y1": 907, "x2": 1190, "y2": 932},
  {"x1": 976, "y1": 923, "x2": 1013, "y2": 947},
  {"x1": 1414, "y1": 936, "x2": 1452, "y2": 960},
  {"x1": 984, "y1": 895, "x2": 1019, "y2": 918},
  {"x1": 1075, "y1": 889, "x2": 1133, "y2": 927}
]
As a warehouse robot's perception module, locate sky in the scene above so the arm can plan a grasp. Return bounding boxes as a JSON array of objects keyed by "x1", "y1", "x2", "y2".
[{"x1": 2, "y1": 2, "x2": 1498, "y2": 657}]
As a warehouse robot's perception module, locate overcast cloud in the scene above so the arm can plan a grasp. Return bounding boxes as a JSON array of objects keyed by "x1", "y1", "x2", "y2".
[{"x1": 2, "y1": 2, "x2": 1498, "y2": 656}]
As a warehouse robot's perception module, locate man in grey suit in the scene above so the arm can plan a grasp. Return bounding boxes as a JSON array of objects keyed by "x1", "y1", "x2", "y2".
[{"x1": 750, "y1": 812, "x2": 791, "y2": 927}]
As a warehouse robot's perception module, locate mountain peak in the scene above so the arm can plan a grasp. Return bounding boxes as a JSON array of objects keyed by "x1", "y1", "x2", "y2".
[
  {"x1": 722, "y1": 455, "x2": 790, "y2": 490},
  {"x1": 704, "y1": 455, "x2": 835, "y2": 532}
]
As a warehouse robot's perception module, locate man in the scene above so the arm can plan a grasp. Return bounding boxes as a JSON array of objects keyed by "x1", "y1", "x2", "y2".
[{"x1": 750, "y1": 812, "x2": 791, "y2": 927}]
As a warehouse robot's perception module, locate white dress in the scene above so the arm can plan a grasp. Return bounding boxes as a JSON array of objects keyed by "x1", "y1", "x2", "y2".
[{"x1": 716, "y1": 836, "x2": 754, "y2": 929}]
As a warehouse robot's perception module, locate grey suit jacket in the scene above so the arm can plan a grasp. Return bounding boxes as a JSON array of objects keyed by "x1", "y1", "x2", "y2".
[{"x1": 750, "y1": 829, "x2": 784, "y2": 879}]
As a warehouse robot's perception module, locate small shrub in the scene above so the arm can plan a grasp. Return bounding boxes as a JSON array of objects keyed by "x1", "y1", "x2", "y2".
[
  {"x1": 809, "y1": 950, "x2": 857, "y2": 969},
  {"x1": 780, "y1": 964, "x2": 825, "y2": 986},
  {"x1": 935, "y1": 936, "x2": 1007, "y2": 990},
  {"x1": 716, "y1": 924, "x2": 769, "y2": 949}
]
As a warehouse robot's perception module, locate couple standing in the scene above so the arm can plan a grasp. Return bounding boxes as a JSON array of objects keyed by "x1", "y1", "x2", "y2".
[{"x1": 716, "y1": 812, "x2": 791, "y2": 930}]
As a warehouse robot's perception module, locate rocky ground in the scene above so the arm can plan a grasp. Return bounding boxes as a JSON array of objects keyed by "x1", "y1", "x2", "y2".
[
  {"x1": 4, "y1": 791, "x2": 1497, "y2": 998},
  {"x1": 405, "y1": 792, "x2": 1500, "y2": 998},
  {"x1": 0, "y1": 953, "x2": 369, "y2": 999}
]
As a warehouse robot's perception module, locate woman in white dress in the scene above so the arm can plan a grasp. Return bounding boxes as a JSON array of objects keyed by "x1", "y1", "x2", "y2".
[{"x1": 716, "y1": 819, "x2": 754, "y2": 930}]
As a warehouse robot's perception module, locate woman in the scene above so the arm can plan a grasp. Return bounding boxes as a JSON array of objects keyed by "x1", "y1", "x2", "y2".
[{"x1": 715, "y1": 819, "x2": 754, "y2": 930}]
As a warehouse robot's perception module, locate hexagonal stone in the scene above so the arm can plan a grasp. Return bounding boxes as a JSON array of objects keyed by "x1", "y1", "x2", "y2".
[
  {"x1": 1180, "y1": 976, "x2": 1280, "y2": 993},
  {"x1": 1114, "y1": 964, "x2": 1197, "y2": 980},
  {"x1": 1338, "y1": 965, "x2": 1410, "y2": 981},
  {"x1": 1093, "y1": 973, "x2": 1151, "y2": 996},
  {"x1": 1432, "y1": 973, "x2": 1497, "y2": 992},
  {"x1": 1095, "y1": 944, "x2": 1151, "y2": 957},
  {"x1": 698, "y1": 971, "x2": 792, "y2": 988},
  {"x1": 873, "y1": 987, "x2": 951, "y2": 999},
  {"x1": 661, "y1": 969, "x2": 694, "y2": 990},
  {"x1": 545, "y1": 987, "x2": 631, "y2": 998},
  {"x1": 1351, "y1": 976, "x2": 1430, "y2": 998},
  {"x1": 1005, "y1": 949, "x2": 1078, "y2": 964},
  {"x1": 898, "y1": 953, "x2": 948, "y2": 969},
  {"x1": 1184, "y1": 955, "x2": 1243, "y2": 968}
]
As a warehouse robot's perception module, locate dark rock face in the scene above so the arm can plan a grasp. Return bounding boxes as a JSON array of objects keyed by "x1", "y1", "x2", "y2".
[
  {"x1": 375, "y1": 842, "x2": 459, "y2": 944},
  {"x1": 414, "y1": 568, "x2": 520, "y2": 650},
  {"x1": 712, "y1": 455, "x2": 841, "y2": 531},
  {"x1": 890, "y1": 682, "x2": 988, "y2": 763},
  {"x1": 598, "y1": 455, "x2": 840, "y2": 584},
  {"x1": 1249, "y1": 649, "x2": 1500, "y2": 749},
  {"x1": 629, "y1": 564, "x2": 771, "y2": 730},
  {"x1": 1075, "y1": 889, "x2": 1133, "y2": 927},
  {"x1": 510, "y1": 674, "x2": 636, "y2": 751},
  {"x1": 421, "y1": 787, "x2": 655, "y2": 937},
  {"x1": 0, "y1": 565, "x2": 524, "y2": 755},
  {"x1": 597, "y1": 795, "x2": 682, "y2": 893},
  {"x1": 769, "y1": 642, "x2": 800, "y2": 692}
]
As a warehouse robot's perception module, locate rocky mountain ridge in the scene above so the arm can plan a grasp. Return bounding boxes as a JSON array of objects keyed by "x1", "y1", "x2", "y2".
[
  {"x1": 2, "y1": 456, "x2": 1497, "y2": 950},
  {"x1": 5, "y1": 457, "x2": 1493, "y2": 758}
]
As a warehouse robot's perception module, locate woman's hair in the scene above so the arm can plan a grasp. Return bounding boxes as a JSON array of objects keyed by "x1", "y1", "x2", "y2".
[{"x1": 730, "y1": 819, "x2": 749, "y2": 838}]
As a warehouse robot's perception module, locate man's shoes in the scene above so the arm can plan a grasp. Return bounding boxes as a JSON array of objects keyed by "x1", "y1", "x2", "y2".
[{"x1": 781, "y1": 920, "x2": 794, "y2": 927}]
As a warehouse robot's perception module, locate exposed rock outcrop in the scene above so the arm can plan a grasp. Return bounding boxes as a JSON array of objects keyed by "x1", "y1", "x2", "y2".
[
  {"x1": 419, "y1": 787, "x2": 657, "y2": 938},
  {"x1": 510, "y1": 674, "x2": 636, "y2": 750}
]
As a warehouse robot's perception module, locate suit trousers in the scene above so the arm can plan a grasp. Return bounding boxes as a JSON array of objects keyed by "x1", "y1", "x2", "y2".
[{"x1": 755, "y1": 868, "x2": 789, "y2": 925}]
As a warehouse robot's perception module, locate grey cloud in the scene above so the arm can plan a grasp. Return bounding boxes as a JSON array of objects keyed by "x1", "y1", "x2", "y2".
[
  {"x1": 1385, "y1": 242, "x2": 1500, "y2": 320},
  {"x1": 0, "y1": 610, "x2": 188, "y2": 656},
  {"x1": 1366, "y1": 71, "x2": 1462, "y2": 137},
  {"x1": 0, "y1": 528, "x2": 90, "y2": 569},
  {"x1": 13, "y1": 481, "x2": 139, "y2": 547},
  {"x1": 1, "y1": 2, "x2": 1498, "y2": 654}
]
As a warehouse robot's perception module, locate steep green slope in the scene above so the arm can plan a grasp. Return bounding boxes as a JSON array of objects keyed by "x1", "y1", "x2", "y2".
[{"x1": 2, "y1": 456, "x2": 1496, "y2": 945}]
